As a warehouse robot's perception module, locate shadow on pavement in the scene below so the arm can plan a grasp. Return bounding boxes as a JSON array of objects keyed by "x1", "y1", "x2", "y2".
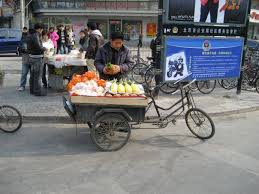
[{"x1": 132, "y1": 134, "x2": 204, "y2": 149}]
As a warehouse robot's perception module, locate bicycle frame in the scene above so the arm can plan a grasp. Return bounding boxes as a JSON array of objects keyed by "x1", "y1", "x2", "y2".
[{"x1": 145, "y1": 82, "x2": 196, "y2": 125}]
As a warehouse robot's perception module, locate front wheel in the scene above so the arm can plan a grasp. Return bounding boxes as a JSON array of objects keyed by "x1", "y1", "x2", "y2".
[
  {"x1": 185, "y1": 108, "x2": 215, "y2": 139},
  {"x1": 0, "y1": 105, "x2": 22, "y2": 133},
  {"x1": 91, "y1": 113, "x2": 131, "y2": 152},
  {"x1": 160, "y1": 83, "x2": 179, "y2": 94},
  {"x1": 197, "y1": 80, "x2": 216, "y2": 94},
  {"x1": 131, "y1": 63, "x2": 149, "y2": 84}
]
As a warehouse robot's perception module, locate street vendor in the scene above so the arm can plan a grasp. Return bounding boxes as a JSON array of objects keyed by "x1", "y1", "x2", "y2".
[{"x1": 95, "y1": 31, "x2": 133, "y2": 80}]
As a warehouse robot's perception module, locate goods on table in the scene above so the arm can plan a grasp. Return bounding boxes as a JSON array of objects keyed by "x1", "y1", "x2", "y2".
[{"x1": 67, "y1": 72, "x2": 145, "y2": 97}]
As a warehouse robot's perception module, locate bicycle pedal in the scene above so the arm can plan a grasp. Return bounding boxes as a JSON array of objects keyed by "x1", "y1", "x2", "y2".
[
  {"x1": 159, "y1": 123, "x2": 168, "y2": 128},
  {"x1": 172, "y1": 120, "x2": 177, "y2": 125}
]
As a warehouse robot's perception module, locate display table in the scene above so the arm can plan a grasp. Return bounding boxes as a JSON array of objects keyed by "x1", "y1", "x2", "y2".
[{"x1": 46, "y1": 52, "x2": 87, "y2": 90}]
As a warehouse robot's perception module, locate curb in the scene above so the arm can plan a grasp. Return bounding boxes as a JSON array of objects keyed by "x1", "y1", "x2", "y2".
[{"x1": 22, "y1": 106, "x2": 259, "y2": 124}]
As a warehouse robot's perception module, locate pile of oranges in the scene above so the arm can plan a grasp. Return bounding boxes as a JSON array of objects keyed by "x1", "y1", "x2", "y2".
[{"x1": 67, "y1": 71, "x2": 106, "y2": 91}]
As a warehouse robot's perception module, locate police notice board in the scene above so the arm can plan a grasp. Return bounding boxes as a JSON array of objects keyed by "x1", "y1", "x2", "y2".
[{"x1": 163, "y1": 36, "x2": 244, "y2": 82}]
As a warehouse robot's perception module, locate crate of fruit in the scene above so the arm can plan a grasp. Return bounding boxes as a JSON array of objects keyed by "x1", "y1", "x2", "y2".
[{"x1": 67, "y1": 71, "x2": 148, "y2": 107}]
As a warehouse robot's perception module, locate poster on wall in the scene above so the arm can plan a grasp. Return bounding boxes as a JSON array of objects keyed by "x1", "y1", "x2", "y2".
[
  {"x1": 165, "y1": 0, "x2": 249, "y2": 26},
  {"x1": 73, "y1": 22, "x2": 85, "y2": 42},
  {"x1": 163, "y1": 36, "x2": 244, "y2": 82},
  {"x1": 146, "y1": 23, "x2": 157, "y2": 37}
]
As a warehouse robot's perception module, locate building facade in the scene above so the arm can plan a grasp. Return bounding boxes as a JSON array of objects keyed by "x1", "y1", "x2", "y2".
[{"x1": 27, "y1": 0, "x2": 159, "y2": 44}]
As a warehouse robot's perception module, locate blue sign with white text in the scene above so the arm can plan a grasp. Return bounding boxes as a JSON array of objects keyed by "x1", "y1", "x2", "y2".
[{"x1": 163, "y1": 37, "x2": 244, "y2": 82}]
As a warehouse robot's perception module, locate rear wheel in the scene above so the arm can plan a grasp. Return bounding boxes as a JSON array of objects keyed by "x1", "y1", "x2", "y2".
[
  {"x1": 160, "y1": 83, "x2": 179, "y2": 94},
  {"x1": 197, "y1": 80, "x2": 216, "y2": 94},
  {"x1": 221, "y1": 79, "x2": 237, "y2": 90},
  {"x1": 131, "y1": 63, "x2": 149, "y2": 84},
  {"x1": 185, "y1": 108, "x2": 215, "y2": 139},
  {"x1": 91, "y1": 113, "x2": 131, "y2": 152},
  {"x1": 0, "y1": 105, "x2": 22, "y2": 133}
]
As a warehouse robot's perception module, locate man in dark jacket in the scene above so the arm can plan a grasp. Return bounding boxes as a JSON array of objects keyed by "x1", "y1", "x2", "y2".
[
  {"x1": 27, "y1": 23, "x2": 47, "y2": 96},
  {"x1": 17, "y1": 27, "x2": 29, "y2": 91},
  {"x1": 86, "y1": 22, "x2": 104, "y2": 73},
  {"x1": 95, "y1": 31, "x2": 133, "y2": 80},
  {"x1": 57, "y1": 25, "x2": 68, "y2": 54}
]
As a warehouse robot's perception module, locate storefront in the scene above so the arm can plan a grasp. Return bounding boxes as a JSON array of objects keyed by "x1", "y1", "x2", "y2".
[
  {"x1": 0, "y1": 0, "x2": 14, "y2": 28},
  {"x1": 30, "y1": 16, "x2": 157, "y2": 45},
  {"x1": 29, "y1": 0, "x2": 158, "y2": 45},
  {"x1": 248, "y1": 0, "x2": 259, "y2": 39}
]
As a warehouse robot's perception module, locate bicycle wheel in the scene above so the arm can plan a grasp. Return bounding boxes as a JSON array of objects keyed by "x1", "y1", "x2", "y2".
[
  {"x1": 188, "y1": 81, "x2": 198, "y2": 91},
  {"x1": 91, "y1": 113, "x2": 131, "y2": 152},
  {"x1": 0, "y1": 105, "x2": 22, "y2": 133},
  {"x1": 197, "y1": 80, "x2": 216, "y2": 94},
  {"x1": 255, "y1": 77, "x2": 259, "y2": 93},
  {"x1": 144, "y1": 67, "x2": 156, "y2": 86},
  {"x1": 160, "y1": 83, "x2": 179, "y2": 94},
  {"x1": 185, "y1": 108, "x2": 215, "y2": 139},
  {"x1": 221, "y1": 79, "x2": 237, "y2": 90},
  {"x1": 131, "y1": 63, "x2": 149, "y2": 84}
]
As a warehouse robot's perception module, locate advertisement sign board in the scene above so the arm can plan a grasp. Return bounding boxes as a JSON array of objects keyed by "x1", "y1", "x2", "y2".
[
  {"x1": 164, "y1": 0, "x2": 250, "y2": 26},
  {"x1": 163, "y1": 36, "x2": 244, "y2": 82}
]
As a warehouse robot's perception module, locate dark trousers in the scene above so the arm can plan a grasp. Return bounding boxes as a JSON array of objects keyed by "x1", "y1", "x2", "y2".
[
  {"x1": 200, "y1": 0, "x2": 219, "y2": 23},
  {"x1": 29, "y1": 57, "x2": 47, "y2": 96},
  {"x1": 57, "y1": 43, "x2": 67, "y2": 54},
  {"x1": 42, "y1": 63, "x2": 48, "y2": 87}
]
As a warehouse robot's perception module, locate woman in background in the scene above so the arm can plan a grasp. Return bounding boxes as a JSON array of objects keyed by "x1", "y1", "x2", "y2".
[{"x1": 48, "y1": 27, "x2": 59, "y2": 54}]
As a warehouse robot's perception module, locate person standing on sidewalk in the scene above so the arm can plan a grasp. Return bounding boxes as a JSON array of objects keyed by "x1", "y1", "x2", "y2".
[
  {"x1": 48, "y1": 27, "x2": 59, "y2": 54},
  {"x1": 27, "y1": 23, "x2": 47, "y2": 96},
  {"x1": 17, "y1": 27, "x2": 29, "y2": 91},
  {"x1": 85, "y1": 22, "x2": 104, "y2": 73},
  {"x1": 66, "y1": 26, "x2": 75, "y2": 53},
  {"x1": 57, "y1": 25, "x2": 68, "y2": 54},
  {"x1": 42, "y1": 31, "x2": 54, "y2": 88}
]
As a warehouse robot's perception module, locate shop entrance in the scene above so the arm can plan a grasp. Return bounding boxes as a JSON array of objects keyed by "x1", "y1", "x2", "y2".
[{"x1": 109, "y1": 20, "x2": 121, "y2": 34}]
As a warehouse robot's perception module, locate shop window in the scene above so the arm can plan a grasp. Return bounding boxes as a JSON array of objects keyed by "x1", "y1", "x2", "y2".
[
  {"x1": 122, "y1": 20, "x2": 142, "y2": 42},
  {"x1": 110, "y1": 20, "x2": 122, "y2": 35}
]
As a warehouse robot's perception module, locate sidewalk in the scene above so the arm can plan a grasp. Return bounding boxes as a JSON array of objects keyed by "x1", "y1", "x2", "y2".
[{"x1": 1, "y1": 72, "x2": 259, "y2": 123}]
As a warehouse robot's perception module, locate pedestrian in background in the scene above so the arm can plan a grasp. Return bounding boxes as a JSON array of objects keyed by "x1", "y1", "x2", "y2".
[
  {"x1": 48, "y1": 27, "x2": 59, "y2": 54},
  {"x1": 17, "y1": 27, "x2": 29, "y2": 91},
  {"x1": 85, "y1": 22, "x2": 104, "y2": 73},
  {"x1": 79, "y1": 30, "x2": 88, "y2": 53},
  {"x1": 27, "y1": 23, "x2": 47, "y2": 96},
  {"x1": 57, "y1": 25, "x2": 68, "y2": 54},
  {"x1": 66, "y1": 26, "x2": 75, "y2": 53},
  {"x1": 42, "y1": 31, "x2": 54, "y2": 88}
]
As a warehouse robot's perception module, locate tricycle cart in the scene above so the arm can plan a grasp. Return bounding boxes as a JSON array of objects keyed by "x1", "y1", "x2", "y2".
[{"x1": 63, "y1": 80, "x2": 215, "y2": 152}]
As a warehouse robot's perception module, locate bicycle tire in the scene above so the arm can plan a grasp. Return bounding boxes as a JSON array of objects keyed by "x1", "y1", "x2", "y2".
[
  {"x1": 255, "y1": 77, "x2": 259, "y2": 93},
  {"x1": 160, "y1": 83, "x2": 179, "y2": 94},
  {"x1": 0, "y1": 105, "x2": 22, "y2": 133},
  {"x1": 144, "y1": 67, "x2": 156, "y2": 86},
  {"x1": 221, "y1": 79, "x2": 238, "y2": 90},
  {"x1": 197, "y1": 80, "x2": 216, "y2": 94},
  {"x1": 185, "y1": 108, "x2": 215, "y2": 139},
  {"x1": 131, "y1": 63, "x2": 149, "y2": 84},
  {"x1": 91, "y1": 113, "x2": 131, "y2": 152},
  {"x1": 188, "y1": 81, "x2": 198, "y2": 91}
]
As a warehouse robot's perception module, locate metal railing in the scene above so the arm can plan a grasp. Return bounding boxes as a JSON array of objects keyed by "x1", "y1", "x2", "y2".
[{"x1": 33, "y1": 0, "x2": 158, "y2": 11}]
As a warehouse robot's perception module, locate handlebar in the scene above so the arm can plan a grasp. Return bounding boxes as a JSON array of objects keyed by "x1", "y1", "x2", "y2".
[
  {"x1": 174, "y1": 73, "x2": 192, "y2": 84},
  {"x1": 183, "y1": 79, "x2": 197, "y2": 89}
]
